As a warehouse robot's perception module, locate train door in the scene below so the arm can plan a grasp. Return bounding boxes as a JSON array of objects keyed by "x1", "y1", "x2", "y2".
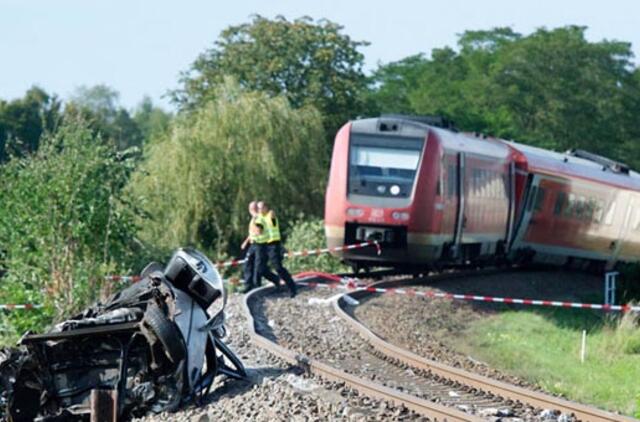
[
  {"x1": 504, "y1": 162, "x2": 516, "y2": 252},
  {"x1": 611, "y1": 194, "x2": 635, "y2": 265},
  {"x1": 511, "y1": 174, "x2": 541, "y2": 250},
  {"x1": 453, "y1": 152, "x2": 466, "y2": 255}
]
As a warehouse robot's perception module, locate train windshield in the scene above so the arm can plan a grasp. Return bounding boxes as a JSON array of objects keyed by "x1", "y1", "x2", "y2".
[{"x1": 348, "y1": 133, "x2": 424, "y2": 198}]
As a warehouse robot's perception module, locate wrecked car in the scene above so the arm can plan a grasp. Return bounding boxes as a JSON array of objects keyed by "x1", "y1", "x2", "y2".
[{"x1": 1, "y1": 248, "x2": 245, "y2": 421}]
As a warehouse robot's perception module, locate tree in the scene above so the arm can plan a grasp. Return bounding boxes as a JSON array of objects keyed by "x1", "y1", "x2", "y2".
[
  {"x1": 0, "y1": 117, "x2": 141, "y2": 335},
  {"x1": 367, "y1": 54, "x2": 429, "y2": 115},
  {"x1": 130, "y1": 78, "x2": 327, "y2": 256},
  {"x1": 67, "y1": 84, "x2": 144, "y2": 150},
  {"x1": 369, "y1": 26, "x2": 640, "y2": 168},
  {"x1": 0, "y1": 86, "x2": 61, "y2": 162},
  {"x1": 173, "y1": 15, "x2": 369, "y2": 142},
  {"x1": 133, "y1": 96, "x2": 172, "y2": 143}
]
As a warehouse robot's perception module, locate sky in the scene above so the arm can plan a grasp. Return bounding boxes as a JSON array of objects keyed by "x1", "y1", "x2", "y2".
[{"x1": 1, "y1": 0, "x2": 638, "y2": 110}]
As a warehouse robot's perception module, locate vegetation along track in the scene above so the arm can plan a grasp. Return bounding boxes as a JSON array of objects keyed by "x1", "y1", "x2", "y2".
[{"x1": 334, "y1": 272, "x2": 636, "y2": 422}]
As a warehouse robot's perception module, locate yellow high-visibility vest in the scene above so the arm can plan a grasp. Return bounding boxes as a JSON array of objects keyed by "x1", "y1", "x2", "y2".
[
  {"x1": 248, "y1": 216, "x2": 259, "y2": 242},
  {"x1": 252, "y1": 215, "x2": 270, "y2": 244},
  {"x1": 264, "y1": 211, "x2": 281, "y2": 243}
]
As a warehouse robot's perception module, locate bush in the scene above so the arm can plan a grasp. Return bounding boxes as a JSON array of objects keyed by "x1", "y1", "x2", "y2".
[
  {"x1": 0, "y1": 117, "x2": 141, "y2": 339},
  {"x1": 129, "y1": 78, "x2": 327, "y2": 258},
  {"x1": 284, "y1": 218, "x2": 348, "y2": 275},
  {"x1": 601, "y1": 309, "x2": 640, "y2": 356}
]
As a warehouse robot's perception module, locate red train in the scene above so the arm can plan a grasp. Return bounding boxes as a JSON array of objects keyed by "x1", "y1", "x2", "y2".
[{"x1": 324, "y1": 115, "x2": 640, "y2": 271}]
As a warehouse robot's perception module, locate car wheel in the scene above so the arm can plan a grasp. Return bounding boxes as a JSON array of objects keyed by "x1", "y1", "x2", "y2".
[{"x1": 143, "y1": 304, "x2": 186, "y2": 364}]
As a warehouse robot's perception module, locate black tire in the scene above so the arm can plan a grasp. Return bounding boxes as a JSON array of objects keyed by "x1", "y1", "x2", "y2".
[{"x1": 143, "y1": 304, "x2": 186, "y2": 364}]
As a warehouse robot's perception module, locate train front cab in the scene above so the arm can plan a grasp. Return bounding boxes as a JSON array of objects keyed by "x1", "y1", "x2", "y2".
[
  {"x1": 324, "y1": 117, "x2": 440, "y2": 266},
  {"x1": 325, "y1": 116, "x2": 517, "y2": 268}
]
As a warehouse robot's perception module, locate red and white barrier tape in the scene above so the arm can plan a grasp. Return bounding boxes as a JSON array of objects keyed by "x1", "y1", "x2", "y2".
[
  {"x1": 214, "y1": 240, "x2": 381, "y2": 269},
  {"x1": 0, "y1": 303, "x2": 44, "y2": 311},
  {"x1": 106, "y1": 241, "x2": 381, "y2": 282},
  {"x1": 295, "y1": 277, "x2": 640, "y2": 313}
]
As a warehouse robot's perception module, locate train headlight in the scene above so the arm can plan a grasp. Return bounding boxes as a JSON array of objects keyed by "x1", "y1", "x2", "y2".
[
  {"x1": 391, "y1": 211, "x2": 410, "y2": 221},
  {"x1": 390, "y1": 185, "x2": 401, "y2": 195},
  {"x1": 346, "y1": 207, "x2": 364, "y2": 217}
]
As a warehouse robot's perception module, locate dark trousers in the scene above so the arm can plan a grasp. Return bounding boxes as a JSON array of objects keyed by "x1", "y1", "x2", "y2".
[
  {"x1": 254, "y1": 243, "x2": 280, "y2": 288},
  {"x1": 242, "y1": 244, "x2": 257, "y2": 290},
  {"x1": 267, "y1": 242, "x2": 296, "y2": 294}
]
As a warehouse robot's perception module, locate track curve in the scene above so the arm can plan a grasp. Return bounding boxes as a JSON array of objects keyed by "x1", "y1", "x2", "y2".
[
  {"x1": 334, "y1": 274, "x2": 636, "y2": 422},
  {"x1": 243, "y1": 284, "x2": 482, "y2": 421}
]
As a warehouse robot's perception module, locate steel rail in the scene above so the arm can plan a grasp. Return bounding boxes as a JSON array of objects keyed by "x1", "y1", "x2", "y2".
[
  {"x1": 333, "y1": 275, "x2": 637, "y2": 422},
  {"x1": 243, "y1": 285, "x2": 482, "y2": 422}
]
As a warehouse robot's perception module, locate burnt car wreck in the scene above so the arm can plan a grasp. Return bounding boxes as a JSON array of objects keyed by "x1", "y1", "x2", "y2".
[{"x1": 1, "y1": 248, "x2": 245, "y2": 421}]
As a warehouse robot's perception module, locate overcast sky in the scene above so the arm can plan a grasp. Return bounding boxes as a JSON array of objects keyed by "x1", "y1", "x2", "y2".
[{"x1": 1, "y1": 0, "x2": 638, "y2": 109}]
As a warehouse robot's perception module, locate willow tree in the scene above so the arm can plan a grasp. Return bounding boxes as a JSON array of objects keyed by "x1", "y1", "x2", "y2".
[{"x1": 130, "y1": 79, "x2": 327, "y2": 256}]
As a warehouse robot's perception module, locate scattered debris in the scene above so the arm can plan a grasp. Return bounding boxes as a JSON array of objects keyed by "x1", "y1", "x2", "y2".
[{"x1": 307, "y1": 293, "x2": 343, "y2": 307}]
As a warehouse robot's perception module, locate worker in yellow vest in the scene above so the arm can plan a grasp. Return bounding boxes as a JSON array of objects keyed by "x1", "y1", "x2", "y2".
[
  {"x1": 240, "y1": 201, "x2": 262, "y2": 293},
  {"x1": 252, "y1": 204, "x2": 282, "y2": 292},
  {"x1": 255, "y1": 201, "x2": 297, "y2": 297}
]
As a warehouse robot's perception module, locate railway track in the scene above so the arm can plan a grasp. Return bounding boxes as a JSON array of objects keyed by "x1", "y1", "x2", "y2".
[
  {"x1": 243, "y1": 284, "x2": 482, "y2": 421},
  {"x1": 244, "y1": 270, "x2": 638, "y2": 421},
  {"x1": 333, "y1": 274, "x2": 636, "y2": 422}
]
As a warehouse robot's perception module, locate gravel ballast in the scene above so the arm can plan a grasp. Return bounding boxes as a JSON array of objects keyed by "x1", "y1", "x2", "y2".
[{"x1": 135, "y1": 290, "x2": 426, "y2": 421}]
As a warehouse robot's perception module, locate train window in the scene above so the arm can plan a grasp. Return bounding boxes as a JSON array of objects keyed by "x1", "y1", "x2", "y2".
[
  {"x1": 563, "y1": 193, "x2": 576, "y2": 217},
  {"x1": 472, "y1": 169, "x2": 480, "y2": 196},
  {"x1": 604, "y1": 201, "x2": 617, "y2": 225},
  {"x1": 447, "y1": 165, "x2": 457, "y2": 197},
  {"x1": 348, "y1": 134, "x2": 424, "y2": 198},
  {"x1": 584, "y1": 199, "x2": 596, "y2": 221},
  {"x1": 593, "y1": 200, "x2": 605, "y2": 223},
  {"x1": 488, "y1": 173, "x2": 495, "y2": 198},
  {"x1": 554, "y1": 192, "x2": 566, "y2": 216},
  {"x1": 575, "y1": 196, "x2": 586, "y2": 219},
  {"x1": 534, "y1": 188, "x2": 546, "y2": 212},
  {"x1": 527, "y1": 186, "x2": 538, "y2": 212},
  {"x1": 500, "y1": 175, "x2": 507, "y2": 198}
]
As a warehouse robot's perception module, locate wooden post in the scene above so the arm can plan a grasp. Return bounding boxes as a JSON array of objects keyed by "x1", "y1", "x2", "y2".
[{"x1": 90, "y1": 389, "x2": 118, "y2": 422}]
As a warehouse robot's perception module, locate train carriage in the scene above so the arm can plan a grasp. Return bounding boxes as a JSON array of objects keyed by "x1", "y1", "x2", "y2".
[
  {"x1": 325, "y1": 115, "x2": 640, "y2": 270},
  {"x1": 507, "y1": 142, "x2": 640, "y2": 268}
]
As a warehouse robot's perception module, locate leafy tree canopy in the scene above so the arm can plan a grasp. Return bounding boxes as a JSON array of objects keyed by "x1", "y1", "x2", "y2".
[
  {"x1": 173, "y1": 15, "x2": 369, "y2": 141},
  {"x1": 132, "y1": 96, "x2": 172, "y2": 143},
  {"x1": 66, "y1": 85, "x2": 144, "y2": 151},
  {"x1": 370, "y1": 26, "x2": 640, "y2": 168},
  {"x1": 0, "y1": 86, "x2": 61, "y2": 162}
]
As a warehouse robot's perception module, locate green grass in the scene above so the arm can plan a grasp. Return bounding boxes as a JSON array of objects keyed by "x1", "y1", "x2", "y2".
[{"x1": 455, "y1": 308, "x2": 640, "y2": 416}]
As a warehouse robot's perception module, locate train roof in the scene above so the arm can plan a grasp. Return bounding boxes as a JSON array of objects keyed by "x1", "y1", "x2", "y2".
[
  {"x1": 433, "y1": 127, "x2": 512, "y2": 160},
  {"x1": 350, "y1": 116, "x2": 511, "y2": 160},
  {"x1": 504, "y1": 140, "x2": 640, "y2": 191},
  {"x1": 349, "y1": 115, "x2": 640, "y2": 191}
]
